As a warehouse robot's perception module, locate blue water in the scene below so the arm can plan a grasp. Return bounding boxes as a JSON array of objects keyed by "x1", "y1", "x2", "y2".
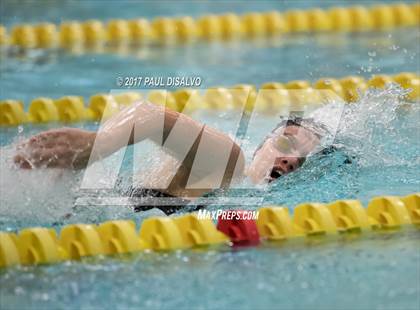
[
  {"x1": 1, "y1": 1, "x2": 420, "y2": 309},
  {"x1": 1, "y1": 230, "x2": 419, "y2": 310},
  {"x1": 1, "y1": 1, "x2": 419, "y2": 103}
]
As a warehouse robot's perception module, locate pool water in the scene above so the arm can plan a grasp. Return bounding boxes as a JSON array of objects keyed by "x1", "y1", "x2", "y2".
[
  {"x1": 1, "y1": 1, "x2": 420, "y2": 309},
  {"x1": 1, "y1": 230, "x2": 419, "y2": 310}
]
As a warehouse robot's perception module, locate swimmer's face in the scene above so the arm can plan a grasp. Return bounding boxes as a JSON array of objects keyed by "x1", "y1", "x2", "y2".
[{"x1": 247, "y1": 125, "x2": 321, "y2": 184}]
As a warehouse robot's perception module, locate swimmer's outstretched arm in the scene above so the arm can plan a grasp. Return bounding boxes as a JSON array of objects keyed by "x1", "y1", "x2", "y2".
[
  {"x1": 92, "y1": 101, "x2": 245, "y2": 186},
  {"x1": 14, "y1": 101, "x2": 245, "y2": 183},
  {"x1": 14, "y1": 127, "x2": 97, "y2": 169}
]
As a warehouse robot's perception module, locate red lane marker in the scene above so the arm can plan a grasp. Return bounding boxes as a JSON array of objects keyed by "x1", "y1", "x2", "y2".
[{"x1": 216, "y1": 210, "x2": 260, "y2": 246}]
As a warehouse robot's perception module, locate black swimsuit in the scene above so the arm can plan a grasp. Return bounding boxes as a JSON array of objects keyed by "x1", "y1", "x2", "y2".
[
  {"x1": 127, "y1": 187, "x2": 205, "y2": 215},
  {"x1": 126, "y1": 123, "x2": 208, "y2": 215}
]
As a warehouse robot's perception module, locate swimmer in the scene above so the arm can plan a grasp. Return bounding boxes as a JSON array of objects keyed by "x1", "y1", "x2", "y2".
[{"x1": 13, "y1": 101, "x2": 335, "y2": 214}]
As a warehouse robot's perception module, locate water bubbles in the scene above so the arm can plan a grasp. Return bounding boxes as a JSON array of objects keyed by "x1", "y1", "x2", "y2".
[
  {"x1": 300, "y1": 282, "x2": 309, "y2": 289},
  {"x1": 387, "y1": 290, "x2": 396, "y2": 299},
  {"x1": 70, "y1": 282, "x2": 79, "y2": 296},
  {"x1": 0, "y1": 144, "x2": 81, "y2": 230},
  {"x1": 33, "y1": 292, "x2": 50, "y2": 301},
  {"x1": 130, "y1": 294, "x2": 140, "y2": 303},
  {"x1": 17, "y1": 126, "x2": 24, "y2": 134},
  {"x1": 389, "y1": 260, "x2": 397, "y2": 267},
  {"x1": 368, "y1": 51, "x2": 377, "y2": 57},
  {"x1": 14, "y1": 286, "x2": 25, "y2": 295},
  {"x1": 337, "y1": 84, "x2": 418, "y2": 169},
  {"x1": 360, "y1": 65, "x2": 373, "y2": 73},
  {"x1": 406, "y1": 288, "x2": 417, "y2": 296}
]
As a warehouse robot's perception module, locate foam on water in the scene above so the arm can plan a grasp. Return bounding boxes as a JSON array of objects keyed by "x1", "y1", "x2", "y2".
[
  {"x1": 0, "y1": 144, "x2": 81, "y2": 229},
  {"x1": 257, "y1": 85, "x2": 419, "y2": 207},
  {"x1": 0, "y1": 134, "x2": 170, "y2": 230},
  {"x1": 337, "y1": 85, "x2": 419, "y2": 168}
]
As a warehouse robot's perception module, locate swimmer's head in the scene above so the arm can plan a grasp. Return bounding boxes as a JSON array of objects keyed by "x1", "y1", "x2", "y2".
[{"x1": 247, "y1": 118, "x2": 328, "y2": 184}]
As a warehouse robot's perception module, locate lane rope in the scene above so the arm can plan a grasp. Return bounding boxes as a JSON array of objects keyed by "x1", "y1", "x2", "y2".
[
  {"x1": 0, "y1": 193, "x2": 418, "y2": 268},
  {"x1": 0, "y1": 72, "x2": 418, "y2": 126},
  {"x1": 0, "y1": 3, "x2": 418, "y2": 50}
]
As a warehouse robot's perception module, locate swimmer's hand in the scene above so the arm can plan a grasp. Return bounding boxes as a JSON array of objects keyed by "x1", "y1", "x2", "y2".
[{"x1": 14, "y1": 128, "x2": 96, "y2": 169}]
